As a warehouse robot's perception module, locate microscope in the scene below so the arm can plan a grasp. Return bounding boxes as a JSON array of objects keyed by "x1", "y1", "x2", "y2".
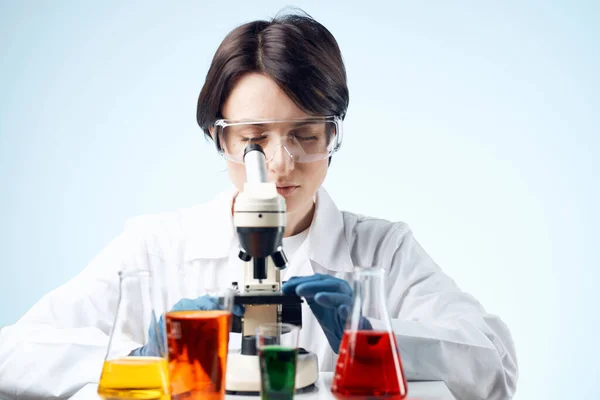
[{"x1": 225, "y1": 143, "x2": 319, "y2": 395}]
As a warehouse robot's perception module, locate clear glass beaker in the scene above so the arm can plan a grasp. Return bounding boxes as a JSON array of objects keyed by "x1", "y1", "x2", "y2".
[
  {"x1": 256, "y1": 323, "x2": 300, "y2": 400},
  {"x1": 331, "y1": 266, "x2": 408, "y2": 399},
  {"x1": 98, "y1": 269, "x2": 169, "y2": 400},
  {"x1": 165, "y1": 287, "x2": 236, "y2": 400}
]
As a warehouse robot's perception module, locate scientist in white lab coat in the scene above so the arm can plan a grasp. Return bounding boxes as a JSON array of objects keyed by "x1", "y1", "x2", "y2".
[{"x1": 0, "y1": 10, "x2": 518, "y2": 400}]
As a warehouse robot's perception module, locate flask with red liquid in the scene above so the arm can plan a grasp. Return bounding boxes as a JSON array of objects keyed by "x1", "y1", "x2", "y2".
[{"x1": 331, "y1": 266, "x2": 408, "y2": 399}]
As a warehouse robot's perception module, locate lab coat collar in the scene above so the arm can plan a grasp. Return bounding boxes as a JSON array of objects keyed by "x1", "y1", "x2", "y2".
[
  {"x1": 184, "y1": 186, "x2": 354, "y2": 273},
  {"x1": 306, "y1": 187, "x2": 355, "y2": 273}
]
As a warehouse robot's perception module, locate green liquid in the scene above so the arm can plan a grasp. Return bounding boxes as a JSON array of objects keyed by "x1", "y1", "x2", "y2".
[{"x1": 259, "y1": 346, "x2": 298, "y2": 400}]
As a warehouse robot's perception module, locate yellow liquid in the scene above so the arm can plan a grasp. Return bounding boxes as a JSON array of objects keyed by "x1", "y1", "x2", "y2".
[{"x1": 98, "y1": 356, "x2": 169, "y2": 400}]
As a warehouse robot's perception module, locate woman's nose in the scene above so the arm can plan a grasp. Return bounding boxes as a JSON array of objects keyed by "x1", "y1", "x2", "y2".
[{"x1": 268, "y1": 145, "x2": 295, "y2": 175}]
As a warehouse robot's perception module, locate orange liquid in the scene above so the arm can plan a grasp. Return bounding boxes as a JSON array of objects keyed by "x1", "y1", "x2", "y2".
[
  {"x1": 332, "y1": 330, "x2": 408, "y2": 400},
  {"x1": 165, "y1": 310, "x2": 231, "y2": 400}
]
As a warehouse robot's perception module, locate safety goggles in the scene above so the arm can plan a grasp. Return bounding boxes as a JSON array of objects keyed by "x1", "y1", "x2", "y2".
[{"x1": 212, "y1": 116, "x2": 343, "y2": 164}]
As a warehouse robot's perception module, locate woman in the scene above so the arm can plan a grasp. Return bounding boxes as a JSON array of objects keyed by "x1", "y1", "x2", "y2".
[{"x1": 0, "y1": 11, "x2": 517, "y2": 400}]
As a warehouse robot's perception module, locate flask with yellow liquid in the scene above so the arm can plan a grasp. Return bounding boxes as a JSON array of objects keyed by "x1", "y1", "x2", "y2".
[{"x1": 98, "y1": 269, "x2": 169, "y2": 400}]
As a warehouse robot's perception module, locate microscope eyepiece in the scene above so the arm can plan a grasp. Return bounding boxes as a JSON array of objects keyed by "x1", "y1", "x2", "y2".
[
  {"x1": 243, "y1": 143, "x2": 265, "y2": 157},
  {"x1": 243, "y1": 144, "x2": 268, "y2": 184}
]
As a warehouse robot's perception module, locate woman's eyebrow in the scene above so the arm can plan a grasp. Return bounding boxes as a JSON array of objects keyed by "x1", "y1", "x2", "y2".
[
  {"x1": 291, "y1": 121, "x2": 317, "y2": 128},
  {"x1": 231, "y1": 120, "x2": 319, "y2": 130}
]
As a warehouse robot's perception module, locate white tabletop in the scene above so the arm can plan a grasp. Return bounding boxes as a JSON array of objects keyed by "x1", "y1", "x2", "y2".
[{"x1": 70, "y1": 373, "x2": 456, "y2": 400}]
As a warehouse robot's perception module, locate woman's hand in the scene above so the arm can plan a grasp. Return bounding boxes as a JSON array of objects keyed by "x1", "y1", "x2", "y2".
[
  {"x1": 129, "y1": 295, "x2": 244, "y2": 357},
  {"x1": 282, "y1": 274, "x2": 354, "y2": 353}
]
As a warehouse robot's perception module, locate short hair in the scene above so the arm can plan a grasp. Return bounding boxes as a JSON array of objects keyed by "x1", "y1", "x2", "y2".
[{"x1": 196, "y1": 9, "x2": 349, "y2": 139}]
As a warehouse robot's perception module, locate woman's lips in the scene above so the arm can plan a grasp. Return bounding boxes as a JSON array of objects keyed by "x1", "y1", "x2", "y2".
[{"x1": 276, "y1": 186, "x2": 299, "y2": 197}]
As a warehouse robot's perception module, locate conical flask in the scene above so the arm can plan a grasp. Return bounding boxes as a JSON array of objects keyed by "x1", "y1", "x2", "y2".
[
  {"x1": 331, "y1": 266, "x2": 408, "y2": 399},
  {"x1": 98, "y1": 269, "x2": 169, "y2": 400}
]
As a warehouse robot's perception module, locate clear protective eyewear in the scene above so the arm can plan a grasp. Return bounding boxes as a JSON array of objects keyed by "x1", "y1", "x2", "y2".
[{"x1": 212, "y1": 116, "x2": 343, "y2": 164}]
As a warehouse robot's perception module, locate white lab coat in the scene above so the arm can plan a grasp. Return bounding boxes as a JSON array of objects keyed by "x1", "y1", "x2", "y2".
[{"x1": 0, "y1": 187, "x2": 518, "y2": 399}]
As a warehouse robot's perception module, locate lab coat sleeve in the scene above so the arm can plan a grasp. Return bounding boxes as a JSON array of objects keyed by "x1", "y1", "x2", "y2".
[
  {"x1": 386, "y1": 228, "x2": 518, "y2": 400},
  {"x1": 0, "y1": 219, "x2": 154, "y2": 399}
]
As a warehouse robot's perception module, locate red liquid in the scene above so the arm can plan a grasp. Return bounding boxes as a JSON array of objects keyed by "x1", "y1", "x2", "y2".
[
  {"x1": 332, "y1": 330, "x2": 408, "y2": 399},
  {"x1": 165, "y1": 310, "x2": 231, "y2": 400}
]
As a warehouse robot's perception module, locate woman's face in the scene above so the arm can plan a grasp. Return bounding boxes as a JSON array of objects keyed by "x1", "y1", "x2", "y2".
[{"x1": 218, "y1": 73, "x2": 329, "y2": 223}]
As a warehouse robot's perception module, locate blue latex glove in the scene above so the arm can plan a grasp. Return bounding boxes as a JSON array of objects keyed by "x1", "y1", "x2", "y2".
[
  {"x1": 282, "y1": 274, "x2": 355, "y2": 353},
  {"x1": 130, "y1": 295, "x2": 244, "y2": 357}
]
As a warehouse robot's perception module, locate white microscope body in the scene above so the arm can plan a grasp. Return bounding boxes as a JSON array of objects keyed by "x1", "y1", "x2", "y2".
[{"x1": 225, "y1": 144, "x2": 319, "y2": 395}]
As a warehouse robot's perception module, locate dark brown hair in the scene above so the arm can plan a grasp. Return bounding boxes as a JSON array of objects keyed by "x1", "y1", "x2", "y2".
[{"x1": 196, "y1": 9, "x2": 349, "y2": 139}]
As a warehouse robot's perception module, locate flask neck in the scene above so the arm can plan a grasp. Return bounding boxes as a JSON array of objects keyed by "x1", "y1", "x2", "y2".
[
  {"x1": 105, "y1": 270, "x2": 159, "y2": 360},
  {"x1": 350, "y1": 266, "x2": 390, "y2": 324}
]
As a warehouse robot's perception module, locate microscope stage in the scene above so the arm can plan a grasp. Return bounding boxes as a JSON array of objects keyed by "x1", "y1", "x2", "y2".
[{"x1": 233, "y1": 292, "x2": 303, "y2": 305}]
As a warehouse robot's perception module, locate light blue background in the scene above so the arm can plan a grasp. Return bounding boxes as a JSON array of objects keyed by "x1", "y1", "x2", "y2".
[{"x1": 1, "y1": 1, "x2": 598, "y2": 398}]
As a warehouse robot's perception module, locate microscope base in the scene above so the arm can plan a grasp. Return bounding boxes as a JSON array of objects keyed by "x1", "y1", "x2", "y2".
[{"x1": 225, "y1": 350, "x2": 319, "y2": 395}]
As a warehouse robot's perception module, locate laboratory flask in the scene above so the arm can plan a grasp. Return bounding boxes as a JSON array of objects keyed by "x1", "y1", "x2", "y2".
[
  {"x1": 98, "y1": 269, "x2": 169, "y2": 400},
  {"x1": 331, "y1": 266, "x2": 408, "y2": 399}
]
